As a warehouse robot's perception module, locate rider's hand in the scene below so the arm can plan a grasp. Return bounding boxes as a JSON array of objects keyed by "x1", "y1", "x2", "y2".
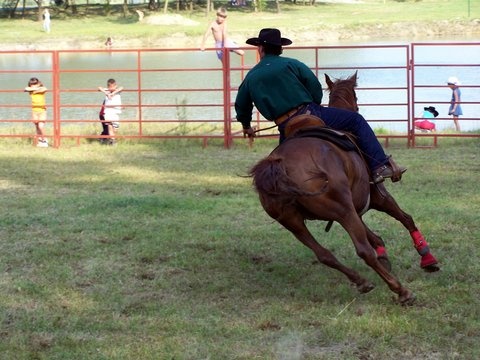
[{"x1": 243, "y1": 127, "x2": 255, "y2": 139}]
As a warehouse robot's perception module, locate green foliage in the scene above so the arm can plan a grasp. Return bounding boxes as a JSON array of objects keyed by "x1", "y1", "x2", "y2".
[
  {"x1": 0, "y1": 138, "x2": 479, "y2": 358},
  {"x1": 175, "y1": 96, "x2": 188, "y2": 121}
]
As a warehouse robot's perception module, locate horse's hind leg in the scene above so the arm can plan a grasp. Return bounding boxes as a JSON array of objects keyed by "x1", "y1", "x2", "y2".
[
  {"x1": 278, "y1": 215, "x2": 375, "y2": 294},
  {"x1": 370, "y1": 183, "x2": 439, "y2": 272}
]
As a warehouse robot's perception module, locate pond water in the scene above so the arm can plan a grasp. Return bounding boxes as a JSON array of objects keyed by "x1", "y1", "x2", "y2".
[{"x1": 0, "y1": 41, "x2": 479, "y2": 134}]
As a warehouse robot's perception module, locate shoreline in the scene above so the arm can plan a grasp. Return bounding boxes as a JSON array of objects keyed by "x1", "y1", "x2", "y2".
[{"x1": 4, "y1": 19, "x2": 480, "y2": 51}]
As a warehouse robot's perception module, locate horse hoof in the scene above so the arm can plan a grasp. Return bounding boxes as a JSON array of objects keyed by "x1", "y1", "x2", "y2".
[
  {"x1": 357, "y1": 280, "x2": 375, "y2": 294},
  {"x1": 420, "y1": 252, "x2": 439, "y2": 272},
  {"x1": 399, "y1": 290, "x2": 416, "y2": 306},
  {"x1": 423, "y1": 264, "x2": 440, "y2": 273}
]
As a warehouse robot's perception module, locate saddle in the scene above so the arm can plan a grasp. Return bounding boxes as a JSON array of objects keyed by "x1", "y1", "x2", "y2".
[
  {"x1": 284, "y1": 114, "x2": 358, "y2": 152},
  {"x1": 284, "y1": 114, "x2": 405, "y2": 184}
]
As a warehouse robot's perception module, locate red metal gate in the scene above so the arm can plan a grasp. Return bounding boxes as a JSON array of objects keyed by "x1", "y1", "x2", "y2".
[{"x1": 0, "y1": 43, "x2": 478, "y2": 148}]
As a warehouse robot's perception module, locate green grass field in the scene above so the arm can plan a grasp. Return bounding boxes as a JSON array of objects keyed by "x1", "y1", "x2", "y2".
[
  {"x1": 1, "y1": 0, "x2": 480, "y2": 357},
  {"x1": 1, "y1": 138, "x2": 479, "y2": 359}
]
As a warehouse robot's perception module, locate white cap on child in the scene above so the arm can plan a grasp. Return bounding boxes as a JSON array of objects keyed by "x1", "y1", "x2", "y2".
[{"x1": 447, "y1": 76, "x2": 460, "y2": 85}]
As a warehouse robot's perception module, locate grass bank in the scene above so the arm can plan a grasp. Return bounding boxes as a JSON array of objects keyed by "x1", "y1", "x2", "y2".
[
  {"x1": 1, "y1": 0, "x2": 479, "y2": 50},
  {"x1": 0, "y1": 138, "x2": 479, "y2": 358}
]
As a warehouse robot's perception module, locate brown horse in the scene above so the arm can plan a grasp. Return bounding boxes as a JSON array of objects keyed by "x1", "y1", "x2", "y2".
[{"x1": 249, "y1": 72, "x2": 439, "y2": 305}]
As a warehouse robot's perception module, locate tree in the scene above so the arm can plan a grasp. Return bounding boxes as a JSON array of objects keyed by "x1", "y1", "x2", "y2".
[{"x1": 3, "y1": 0, "x2": 21, "y2": 18}]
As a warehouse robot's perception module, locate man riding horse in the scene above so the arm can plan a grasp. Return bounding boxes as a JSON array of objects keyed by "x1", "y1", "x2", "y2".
[{"x1": 235, "y1": 28, "x2": 406, "y2": 184}]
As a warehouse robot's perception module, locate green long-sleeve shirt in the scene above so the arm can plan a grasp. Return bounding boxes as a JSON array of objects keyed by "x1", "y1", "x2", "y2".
[{"x1": 235, "y1": 54, "x2": 324, "y2": 129}]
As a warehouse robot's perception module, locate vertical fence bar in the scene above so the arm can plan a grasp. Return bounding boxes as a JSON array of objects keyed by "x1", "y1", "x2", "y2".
[
  {"x1": 410, "y1": 44, "x2": 416, "y2": 148},
  {"x1": 52, "y1": 50, "x2": 61, "y2": 148},
  {"x1": 137, "y1": 49, "x2": 143, "y2": 137},
  {"x1": 407, "y1": 45, "x2": 412, "y2": 148},
  {"x1": 222, "y1": 48, "x2": 232, "y2": 149}
]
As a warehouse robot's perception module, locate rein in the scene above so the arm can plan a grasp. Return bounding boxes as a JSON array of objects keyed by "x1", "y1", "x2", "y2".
[{"x1": 253, "y1": 124, "x2": 277, "y2": 134}]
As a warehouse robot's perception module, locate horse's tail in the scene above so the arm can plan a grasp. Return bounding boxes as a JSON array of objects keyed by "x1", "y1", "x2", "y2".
[{"x1": 249, "y1": 155, "x2": 328, "y2": 197}]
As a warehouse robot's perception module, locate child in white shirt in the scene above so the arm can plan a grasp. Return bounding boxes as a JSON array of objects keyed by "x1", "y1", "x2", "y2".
[{"x1": 98, "y1": 79, "x2": 123, "y2": 145}]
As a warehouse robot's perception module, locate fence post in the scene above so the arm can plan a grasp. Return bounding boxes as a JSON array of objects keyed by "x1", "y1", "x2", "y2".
[
  {"x1": 137, "y1": 50, "x2": 143, "y2": 137},
  {"x1": 222, "y1": 48, "x2": 232, "y2": 149},
  {"x1": 407, "y1": 46, "x2": 413, "y2": 148},
  {"x1": 52, "y1": 50, "x2": 61, "y2": 148}
]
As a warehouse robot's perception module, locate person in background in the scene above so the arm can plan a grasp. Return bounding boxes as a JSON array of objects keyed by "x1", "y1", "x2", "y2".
[
  {"x1": 24, "y1": 77, "x2": 48, "y2": 148},
  {"x1": 447, "y1": 76, "x2": 462, "y2": 132},
  {"x1": 43, "y1": 9, "x2": 51, "y2": 33},
  {"x1": 414, "y1": 106, "x2": 438, "y2": 132},
  {"x1": 105, "y1": 37, "x2": 113, "y2": 49},
  {"x1": 235, "y1": 28, "x2": 407, "y2": 184},
  {"x1": 98, "y1": 100, "x2": 109, "y2": 143},
  {"x1": 98, "y1": 79, "x2": 123, "y2": 145},
  {"x1": 200, "y1": 7, "x2": 244, "y2": 62}
]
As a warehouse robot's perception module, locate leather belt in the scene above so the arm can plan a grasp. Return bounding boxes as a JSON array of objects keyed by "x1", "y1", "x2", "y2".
[{"x1": 274, "y1": 105, "x2": 306, "y2": 126}]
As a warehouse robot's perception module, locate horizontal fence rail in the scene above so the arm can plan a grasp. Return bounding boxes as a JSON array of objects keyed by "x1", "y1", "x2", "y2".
[{"x1": 0, "y1": 43, "x2": 479, "y2": 148}]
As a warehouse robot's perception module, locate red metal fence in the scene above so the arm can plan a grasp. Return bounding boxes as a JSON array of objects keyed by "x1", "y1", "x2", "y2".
[{"x1": 0, "y1": 42, "x2": 479, "y2": 148}]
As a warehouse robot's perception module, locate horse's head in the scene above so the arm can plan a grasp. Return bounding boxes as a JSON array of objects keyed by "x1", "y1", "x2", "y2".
[{"x1": 325, "y1": 71, "x2": 359, "y2": 112}]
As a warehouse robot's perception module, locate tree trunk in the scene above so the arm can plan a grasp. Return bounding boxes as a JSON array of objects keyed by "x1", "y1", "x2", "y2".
[
  {"x1": 37, "y1": 0, "x2": 43, "y2": 21},
  {"x1": 205, "y1": 0, "x2": 210, "y2": 16},
  {"x1": 71, "y1": 0, "x2": 77, "y2": 15},
  {"x1": 64, "y1": 0, "x2": 78, "y2": 14}
]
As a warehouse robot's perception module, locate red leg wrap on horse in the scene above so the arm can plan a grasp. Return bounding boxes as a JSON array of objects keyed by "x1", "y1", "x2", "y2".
[
  {"x1": 420, "y1": 252, "x2": 438, "y2": 268},
  {"x1": 375, "y1": 246, "x2": 387, "y2": 257},
  {"x1": 410, "y1": 230, "x2": 430, "y2": 256}
]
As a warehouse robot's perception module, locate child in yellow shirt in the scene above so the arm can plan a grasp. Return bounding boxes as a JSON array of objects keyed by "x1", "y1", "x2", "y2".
[{"x1": 24, "y1": 77, "x2": 48, "y2": 147}]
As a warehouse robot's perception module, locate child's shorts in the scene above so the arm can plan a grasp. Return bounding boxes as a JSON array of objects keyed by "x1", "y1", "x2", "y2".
[
  {"x1": 32, "y1": 110, "x2": 47, "y2": 123},
  {"x1": 104, "y1": 113, "x2": 120, "y2": 129},
  {"x1": 215, "y1": 39, "x2": 240, "y2": 60}
]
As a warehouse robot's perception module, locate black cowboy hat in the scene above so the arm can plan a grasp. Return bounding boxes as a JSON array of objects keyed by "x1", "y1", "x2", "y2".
[
  {"x1": 424, "y1": 106, "x2": 439, "y2": 118},
  {"x1": 246, "y1": 28, "x2": 292, "y2": 47}
]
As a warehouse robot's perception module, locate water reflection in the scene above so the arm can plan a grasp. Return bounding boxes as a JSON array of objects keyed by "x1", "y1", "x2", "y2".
[{"x1": 0, "y1": 44, "x2": 479, "y2": 134}]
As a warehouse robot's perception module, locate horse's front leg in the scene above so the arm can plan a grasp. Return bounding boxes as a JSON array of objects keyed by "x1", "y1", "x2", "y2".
[
  {"x1": 370, "y1": 183, "x2": 439, "y2": 272},
  {"x1": 278, "y1": 216, "x2": 375, "y2": 295}
]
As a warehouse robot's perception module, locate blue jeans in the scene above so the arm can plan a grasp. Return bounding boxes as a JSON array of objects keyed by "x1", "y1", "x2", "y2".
[{"x1": 278, "y1": 103, "x2": 389, "y2": 171}]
